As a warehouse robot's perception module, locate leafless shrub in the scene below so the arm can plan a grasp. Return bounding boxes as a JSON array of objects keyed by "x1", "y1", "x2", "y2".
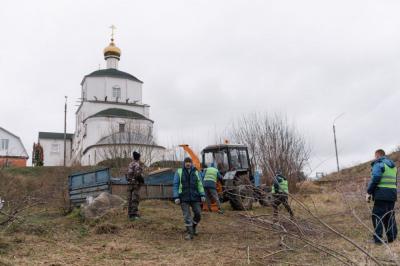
[
  {"x1": 97, "y1": 121, "x2": 164, "y2": 174},
  {"x1": 233, "y1": 178, "x2": 400, "y2": 265},
  {"x1": 0, "y1": 171, "x2": 44, "y2": 229},
  {"x1": 230, "y1": 113, "x2": 310, "y2": 192}
]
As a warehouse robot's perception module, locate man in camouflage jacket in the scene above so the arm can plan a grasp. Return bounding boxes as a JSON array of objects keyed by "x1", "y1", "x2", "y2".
[{"x1": 127, "y1": 151, "x2": 144, "y2": 220}]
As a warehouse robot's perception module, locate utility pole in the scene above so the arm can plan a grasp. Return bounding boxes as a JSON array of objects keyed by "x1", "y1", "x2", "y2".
[
  {"x1": 64, "y1": 96, "x2": 67, "y2": 167},
  {"x1": 333, "y1": 113, "x2": 345, "y2": 173},
  {"x1": 333, "y1": 124, "x2": 339, "y2": 172}
]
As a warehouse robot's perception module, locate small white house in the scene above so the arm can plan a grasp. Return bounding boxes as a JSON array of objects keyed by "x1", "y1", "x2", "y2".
[
  {"x1": 0, "y1": 127, "x2": 29, "y2": 167},
  {"x1": 38, "y1": 132, "x2": 73, "y2": 166}
]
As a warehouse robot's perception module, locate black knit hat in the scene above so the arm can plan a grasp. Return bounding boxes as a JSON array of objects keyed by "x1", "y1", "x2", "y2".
[
  {"x1": 133, "y1": 151, "x2": 141, "y2": 160},
  {"x1": 184, "y1": 157, "x2": 192, "y2": 163}
]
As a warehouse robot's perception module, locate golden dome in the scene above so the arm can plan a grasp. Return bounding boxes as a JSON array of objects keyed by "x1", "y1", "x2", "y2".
[{"x1": 103, "y1": 39, "x2": 121, "y2": 57}]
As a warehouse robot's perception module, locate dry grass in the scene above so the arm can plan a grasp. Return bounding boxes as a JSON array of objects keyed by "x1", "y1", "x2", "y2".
[
  {"x1": 0, "y1": 200, "x2": 275, "y2": 265},
  {"x1": 1, "y1": 194, "x2": 398, "y2": 265},
  {"x1": 297, "y1": 180, "x2": 322, "y2": 195},
  {"x1": 1, "y1": 166, "x2": 400, "y2": 265},
  {"x1": 94, "y1": 223, "x2": 121, "y2": 235}
]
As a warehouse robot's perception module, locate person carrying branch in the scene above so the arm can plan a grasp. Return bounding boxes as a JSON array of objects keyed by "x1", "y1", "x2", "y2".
[
  {"x1": 173, "y1": 157, "x2": 206, "y2": 240},
  {"x1": 272, "y1": 170, "x2": 294, "y2": 222},
  {"x1": 367, "y1": 149, "x2": 398, "y2": 244},
  {"x1": 126, "y1": 151, "x2": 144, "y2": 221}
]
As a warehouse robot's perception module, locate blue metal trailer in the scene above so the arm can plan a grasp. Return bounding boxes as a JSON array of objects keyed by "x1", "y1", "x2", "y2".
[
  {"x1": 68, "y1": 168, "x2": 176, "y2": 206},
  {"x1": 68, "y1": 168, "x2": 112, "y2": 206}
]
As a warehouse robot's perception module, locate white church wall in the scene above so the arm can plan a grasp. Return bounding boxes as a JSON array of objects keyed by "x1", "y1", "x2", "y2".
[
  {"x1": 40, "y1": 138, "x2": 72, "y2": 166},
  {"x1": 82, "y1": 117, "x2": 153, "y2": 151},
  {"x1": 126, "y1": 79, "x2": 142, "y2": 104},
  {"x1": 81, "y1": 144, "x2": 165, "y2": 166},
  {"x1": 84, "y1": 77, "x2": 142, "y2": 104},
  {"x1": 85, "y1": 77, "x2": 106, "y2": 101},
  {"x1": 70, "y1": 145, "x2": 82, "y2": 166},
  {"x1": 106, "y1": 57, "x2": 119, "y2": 69},
  {"x1": 73, "y1": 104, "x2": 152, "y2": 165}
]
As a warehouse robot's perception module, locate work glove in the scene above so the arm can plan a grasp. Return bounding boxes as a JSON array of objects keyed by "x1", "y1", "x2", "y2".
[
  {"x1": 365, "y1": 194, "x2": 371, "y2": 203},
  {"x1": 201, "y1": 197, "x2": 206, "y2": 203},
  {"x1": 174, "y1": 198, "x2": 181, "y2": 205}
]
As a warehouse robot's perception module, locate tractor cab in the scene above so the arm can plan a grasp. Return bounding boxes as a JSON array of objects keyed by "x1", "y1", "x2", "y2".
[
  {"x1": 201, "y1": 144, "x2": 255, "y2": 210},
  {"x1": 181, "y1": 143, "x2": 267, "y2": 211},
  {"x1": 201, "y1": 144, "x2": 252, "y2": 178}
]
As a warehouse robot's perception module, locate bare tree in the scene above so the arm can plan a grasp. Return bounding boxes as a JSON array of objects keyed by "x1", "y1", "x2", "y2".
[
  {"x1": 97, "y1": 121, "x2": 164, "y2": 173},
  {"x1": 230, "y1": 113, "x2": 310, "y2": 192},
  {"x1": 0, "y1": 171, "x2": 44, "y2": 229},
  {"x1": 230, "y1": 114, "x2": 260, "y2": 171}
]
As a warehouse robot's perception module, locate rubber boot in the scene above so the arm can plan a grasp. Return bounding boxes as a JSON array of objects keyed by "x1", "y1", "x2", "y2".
[
  {"x1": 184, "y1": 226, "x2": 193, "y2": 240},
  {"x1": 192, "y1": 223, "x2": 198, "y2": 236}
]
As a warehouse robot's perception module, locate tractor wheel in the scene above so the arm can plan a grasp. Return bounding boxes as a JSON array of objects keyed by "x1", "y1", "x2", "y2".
[
  {"x1": 257, "y1": 185, "x2": 273, "y2": 207},
  {"x1": 259, "y1": 194, "x2": 274, "y2": 207},
  {"x1": 228, "y1": 173, "x2": 254, "y2": 210}
]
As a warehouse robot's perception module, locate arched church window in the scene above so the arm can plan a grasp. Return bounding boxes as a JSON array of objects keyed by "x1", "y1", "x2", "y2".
[{"x1": 112, "y1": 86, "x2": 121, "y2": 99}]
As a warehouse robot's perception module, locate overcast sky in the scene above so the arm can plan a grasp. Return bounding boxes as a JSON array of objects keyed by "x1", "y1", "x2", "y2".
[{"x1": 1, "y1": 0, "x2": 399, "y2": 175}]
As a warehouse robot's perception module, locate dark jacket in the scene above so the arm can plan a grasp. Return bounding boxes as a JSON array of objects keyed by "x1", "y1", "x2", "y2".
[
  {"x1": 367, "y1": 156, "x2": 397, "y2": 202},
  {"x1": 173, "y1": 165, "x2": 205, "y2": 202},
  {"x1": 127, "y1": 160, "x2": 144, "y2": 184}
]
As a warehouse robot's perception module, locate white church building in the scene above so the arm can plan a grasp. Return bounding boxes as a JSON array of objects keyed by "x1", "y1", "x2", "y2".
[{"x1": 39, "y1": 32, "x2": 165, "y2": 166}]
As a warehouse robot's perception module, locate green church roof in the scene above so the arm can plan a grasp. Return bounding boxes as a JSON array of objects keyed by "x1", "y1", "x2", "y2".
[
  {"x1": 81, "y1": 68, "x2": 143, "y2": 85},
  {"x1": 84, "y1": 108, "x2": 153, "y2": 123}
]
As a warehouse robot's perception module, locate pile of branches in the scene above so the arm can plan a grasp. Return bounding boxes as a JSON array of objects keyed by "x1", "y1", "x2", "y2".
[
  {"x1": 235, "y1": 185, "x2": 399, "y2": 265},
  {"x1": 0, "y1": 196, "x2": 42, "y2": 228},
  {"x1": 0, "y1": 171, "x2": 44, "y2": 230}
]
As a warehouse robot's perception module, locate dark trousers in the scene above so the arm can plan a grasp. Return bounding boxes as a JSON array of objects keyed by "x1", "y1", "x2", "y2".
[
  {"x1": 372, "y1": 200, "x2": 397, "y2": 243},
  {"x1": 272, "y1": 194, "x2": 294, "y2": 221},
  {"x1": 181, "y1": 201, "x2": 202, "y2": 227},
  {"x1": 127, "y1": 183, "x2": 142, "y2": 217},
  {"x1": 205, "y1": 187, "x2": 221, "y2": 211}
]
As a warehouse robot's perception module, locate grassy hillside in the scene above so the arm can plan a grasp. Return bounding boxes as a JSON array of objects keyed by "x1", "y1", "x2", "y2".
[
  {"x1": 0, "y1": 166, "x2": 399, "y2": 265},
  {"x1": 319, "y1": 151, "x2": 400, "y2": 183}
]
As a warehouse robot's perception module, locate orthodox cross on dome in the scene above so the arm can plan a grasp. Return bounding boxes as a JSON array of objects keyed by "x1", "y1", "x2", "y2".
[
  {"x1": 110, "y1": 25, "x2": 116, "y2": 41},
  {"x1": 104, "y1": 25, "x2": 121, "y2": 69}
]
